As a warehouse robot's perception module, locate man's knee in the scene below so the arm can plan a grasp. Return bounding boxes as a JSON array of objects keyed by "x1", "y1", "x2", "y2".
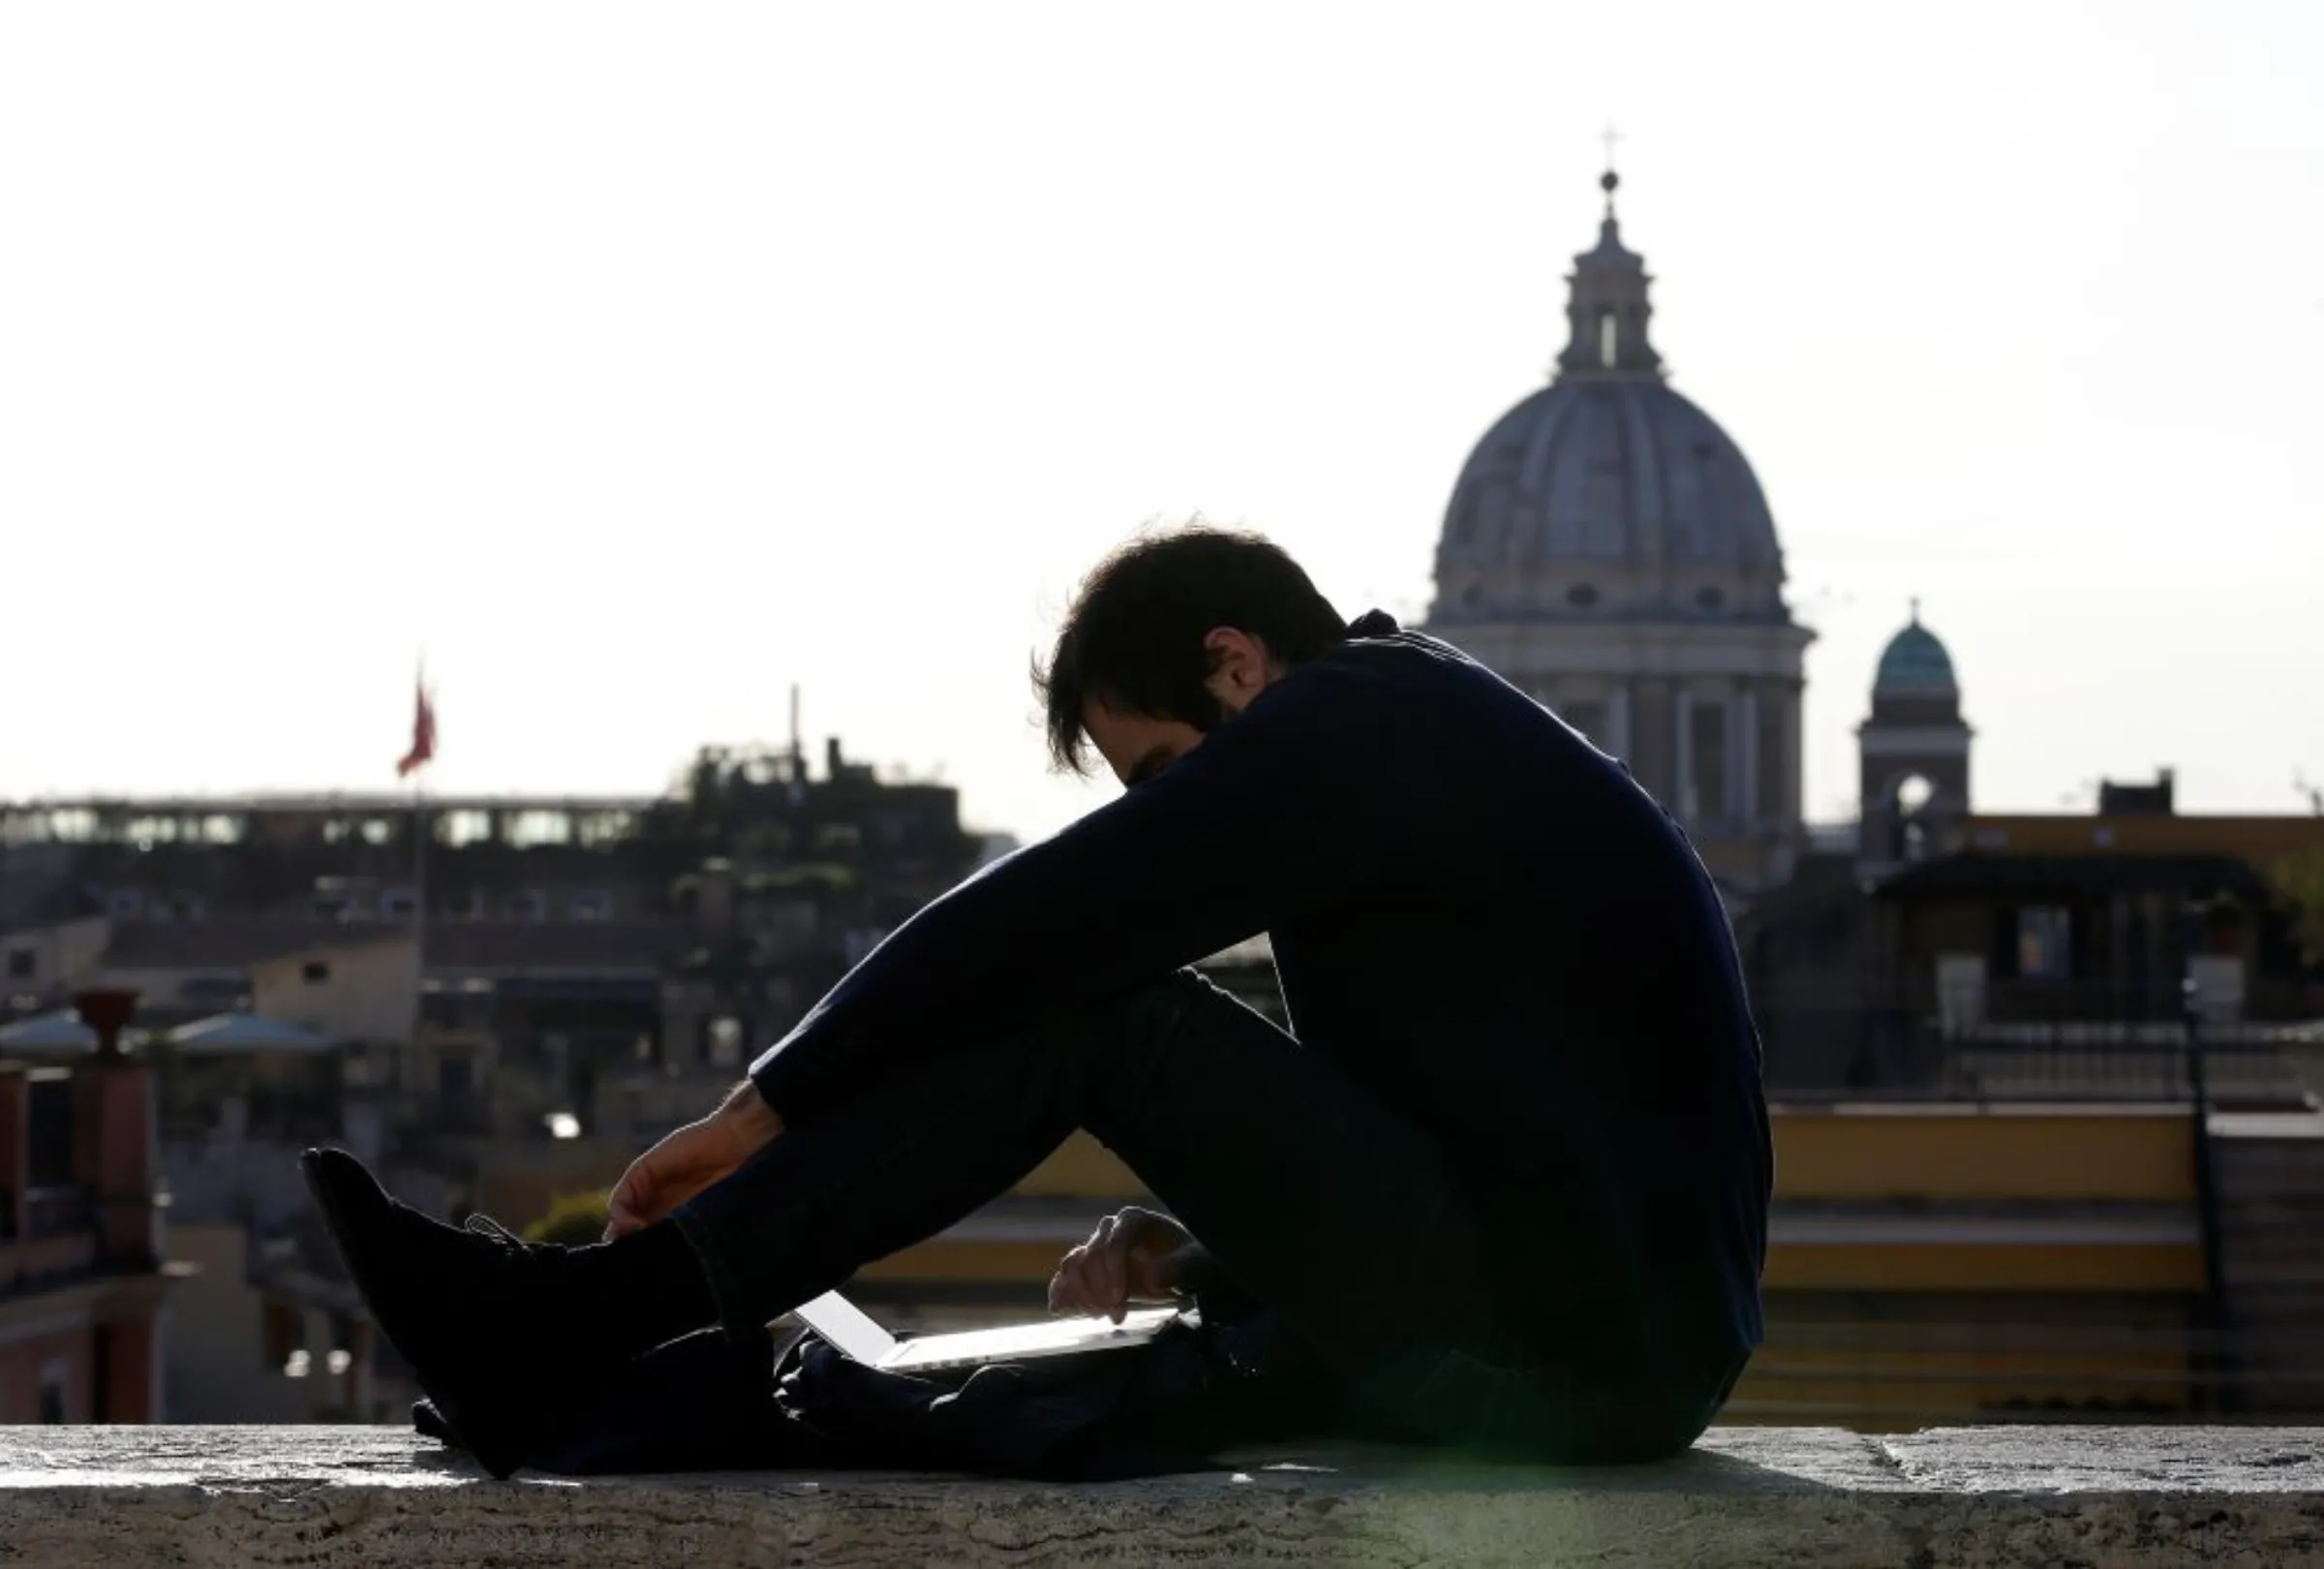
[{"x1": 1046, "y1": 968, "x2": 1238, "y2": 1133}]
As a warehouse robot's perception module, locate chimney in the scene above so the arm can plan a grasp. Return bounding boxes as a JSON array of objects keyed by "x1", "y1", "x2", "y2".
[
  {"x1": 825, "y1": 736, "x2": 843, "y2": 781},
  {"x1": 69, "y1": 987, "x2": 159, "y2": 1271}
]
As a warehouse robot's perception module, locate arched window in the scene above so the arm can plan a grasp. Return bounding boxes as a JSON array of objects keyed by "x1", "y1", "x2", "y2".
[
  {"x1": 1599, "y1": 310, "x2": 1618, "y2": 368},
  {"x1": 1885, "y1": 774, "x2": 1938, "y2": 862}
]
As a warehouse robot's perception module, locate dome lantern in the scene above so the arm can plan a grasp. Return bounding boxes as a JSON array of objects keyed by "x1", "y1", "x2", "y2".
[
  {"x1": 1555, "y1": 167, "x2": 1664, "y2": 382},
  {"x1": 1431, "y1": 166, "x2": 1787, "y2": 626}
]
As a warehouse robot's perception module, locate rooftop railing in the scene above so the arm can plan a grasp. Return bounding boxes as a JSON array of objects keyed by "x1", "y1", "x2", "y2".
[{"x1": 1757, "y1": 990, "x2": 2321, "y2": 1106}]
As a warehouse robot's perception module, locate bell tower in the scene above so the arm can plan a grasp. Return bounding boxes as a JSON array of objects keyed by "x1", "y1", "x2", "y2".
[{"x1": 1858, "y1": 601, "x2": 1972, "y2": 871}]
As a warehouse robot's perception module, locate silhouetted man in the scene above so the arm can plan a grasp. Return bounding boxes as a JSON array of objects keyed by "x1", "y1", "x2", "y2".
[{"x1": 307, "y1": 525, "x2": 1771, "y2": 1479}]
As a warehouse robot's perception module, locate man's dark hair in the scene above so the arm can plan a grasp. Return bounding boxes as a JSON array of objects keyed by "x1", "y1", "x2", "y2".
[{"x1": 1034, "y1": 525, "x2": 1348, "y2": 775}]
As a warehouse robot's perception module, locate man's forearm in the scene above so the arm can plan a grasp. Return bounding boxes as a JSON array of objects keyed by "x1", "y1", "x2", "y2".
[{"x1": 715, "y1": 1078, "x2": 783, "y2": 1151}]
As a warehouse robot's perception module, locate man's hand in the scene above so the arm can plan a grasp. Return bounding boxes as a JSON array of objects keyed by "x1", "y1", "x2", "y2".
[
  {"x1": 604, "y1": 1081, "x2": 783, "y2": 1241},
  {"x1": 1046, "y1": 1206, "x2": 1198, "y2": 1324}
]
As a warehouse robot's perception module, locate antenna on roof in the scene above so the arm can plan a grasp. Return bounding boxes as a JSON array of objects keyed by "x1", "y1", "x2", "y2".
[{"x1": 787, "y1": 685, "x2": 809, "y2": 804}]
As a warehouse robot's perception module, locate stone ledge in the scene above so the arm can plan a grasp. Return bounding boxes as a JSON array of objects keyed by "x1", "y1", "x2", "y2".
[{"x1": 2, "y1": 1426, "x2": 2322, "y2": 1566}]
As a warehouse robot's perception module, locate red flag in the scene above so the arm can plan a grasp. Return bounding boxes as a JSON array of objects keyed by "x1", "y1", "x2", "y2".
[{"x1": 396, "y1": 677, "x2": 437, "y2": 779}]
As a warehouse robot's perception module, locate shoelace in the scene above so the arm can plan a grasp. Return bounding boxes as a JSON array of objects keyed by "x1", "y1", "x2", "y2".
[{"x1": 461, "y1": 1213, "x2": 537, "y2": 1252}]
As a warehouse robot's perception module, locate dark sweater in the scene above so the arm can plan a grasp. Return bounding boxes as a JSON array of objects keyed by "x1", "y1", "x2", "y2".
[{"x1": 751, "y1": 610, "x2": 1771, "y2": 1393}]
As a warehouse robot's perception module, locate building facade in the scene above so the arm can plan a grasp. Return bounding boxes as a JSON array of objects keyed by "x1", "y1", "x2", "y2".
[
  {"x1": 1423, "y1": 169, "x2": 1815, "y2": 895},
  {"x1": 0, "y1": 993, "x2": 171, "y2": 1423},
  {"x1": 1858, "y1": 608, "x2": 1974, "y2": 874}
]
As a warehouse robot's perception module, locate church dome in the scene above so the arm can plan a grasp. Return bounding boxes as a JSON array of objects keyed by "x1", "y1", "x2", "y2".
[
  {"x1": 1874, "y1": 611, "x2": 1957, "y2": 695},
  {"x1": 1431, "y1": 170, "x2": 1787, "y2": 626}
]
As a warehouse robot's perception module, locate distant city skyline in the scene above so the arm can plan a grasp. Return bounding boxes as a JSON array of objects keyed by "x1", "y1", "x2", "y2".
[{"x1": 2, "y1": 3, "x2": 2318, "y2": 845}]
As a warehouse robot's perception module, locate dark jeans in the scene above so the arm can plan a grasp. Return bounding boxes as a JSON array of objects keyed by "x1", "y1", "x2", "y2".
[{"x1": 670, "y1": 969, "x2": 1709, "y2": 1461}]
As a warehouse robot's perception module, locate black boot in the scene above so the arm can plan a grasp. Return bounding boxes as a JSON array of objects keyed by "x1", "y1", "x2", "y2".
[{"x1": 302, "y1": 1147, "x2": 596, "y2": 1478}]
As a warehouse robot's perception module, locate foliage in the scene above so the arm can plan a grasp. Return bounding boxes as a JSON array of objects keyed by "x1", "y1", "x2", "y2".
[
  {"x1": 2271, "y1": 845, "x2": 2324, "y2": 970},
  {"x1": 746, "y1": 862, "x2": 856, "y2": 892},
  {"x1": 524, "y1": 1189, "x2": 611, "y2": 1246}
]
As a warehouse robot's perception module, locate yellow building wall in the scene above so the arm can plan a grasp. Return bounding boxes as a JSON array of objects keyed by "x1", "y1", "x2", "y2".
[
  {"x1": 251, "y1": 936, "x2": 421, "y2": 1043},
  {"x1": 1000, "y1": 1105, "x2": 2198, "y2": 1207},
  {"x1": 1769, "y1": 1105, "x2": 2195, "y2": 1203},
  {"x1": 871, "y1": 1107, "x2": 2206, "y2": 1300}
]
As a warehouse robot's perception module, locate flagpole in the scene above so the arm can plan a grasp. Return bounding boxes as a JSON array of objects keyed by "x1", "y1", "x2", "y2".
[{"x1": 411, "y1": 659, "x2": 431, "y2": 1025}]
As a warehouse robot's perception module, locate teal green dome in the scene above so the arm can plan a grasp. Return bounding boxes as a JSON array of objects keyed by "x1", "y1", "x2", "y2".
[{"x1": 1875, "y1": 614, "x2": 1957, "y2": 694}]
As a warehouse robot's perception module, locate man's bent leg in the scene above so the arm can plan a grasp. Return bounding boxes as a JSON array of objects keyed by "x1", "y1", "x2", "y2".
[{"x1": 670, "y1": 971, "x2": 1548, "y2": 1443}]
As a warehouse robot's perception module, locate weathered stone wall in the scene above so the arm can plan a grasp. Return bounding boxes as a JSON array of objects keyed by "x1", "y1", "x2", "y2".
[{"x1": 3, "y1": 1425, "x2": 2323, "y2": 1566}]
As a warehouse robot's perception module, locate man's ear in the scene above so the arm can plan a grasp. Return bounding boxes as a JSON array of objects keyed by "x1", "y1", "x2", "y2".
[{"x1": 1201, "y1": 628, "x2": 1273, "y2": 701}]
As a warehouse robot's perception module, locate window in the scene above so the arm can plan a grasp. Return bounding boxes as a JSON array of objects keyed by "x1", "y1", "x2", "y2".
[
  {"x1": 511, "y1": 890, "x2": 548, "y2": 922},
  {"x1": 380, "y1": 889, "x2": 417, "y2": 920},
  {"x1": 38, "y1": 1359, "x2": 69, "y2": 1425},
  {"x1": 705, "y1": 1016, "x2": 745, "y2": 1068},
  {"x1": 1695, "y1": 586, "x2": 1726, "y2": 610},
  {"x1": 506, "y1": 811, "x2": 572, "y2": 847},
  {"x1": 439, "y1": 1055, "x2": 474, "y2": 1095},
  {"x1": 2018, "y1": 907, "x2": 2073, "y2": 980},
  {"x1": 28, "y1": 1078, "x2": 74, "y2": 1184},
  {"x1": 5, "y1": 947, "x2": 33, "y2": 981},
  {"x1": 1566, "y1": 583, "x2": 1600, "y2": 608},
  {"x1": 568, "y1": 890, "x2": 613, "y2": 923},
  {"x1": 1599, "y1": 310, "x2": 1617, "y2": 367},
  {"x1": 441, "y1": 811, "x2": 496, "y2": 847},
  {"x1": 107, "y1": 889, "x2": 146, "y2": 919},
  {"x1": 302, "y1": 960, "x2": 331, "y2": 985}
]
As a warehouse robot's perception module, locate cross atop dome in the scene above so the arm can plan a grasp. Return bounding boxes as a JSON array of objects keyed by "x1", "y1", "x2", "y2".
[{"x1": 1599, "y1": 122, "x2": 1625, "y2": 220}]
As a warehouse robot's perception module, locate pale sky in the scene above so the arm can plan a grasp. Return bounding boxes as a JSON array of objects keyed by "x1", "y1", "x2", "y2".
[{"x1": 2, "y1": 2, "x2": 2318, "y2": 844}]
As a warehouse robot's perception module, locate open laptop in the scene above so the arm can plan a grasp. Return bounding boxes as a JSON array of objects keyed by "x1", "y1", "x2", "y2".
[{"x1": 794, "y1": 1289, "x2": 1194, "y2": 1376}]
